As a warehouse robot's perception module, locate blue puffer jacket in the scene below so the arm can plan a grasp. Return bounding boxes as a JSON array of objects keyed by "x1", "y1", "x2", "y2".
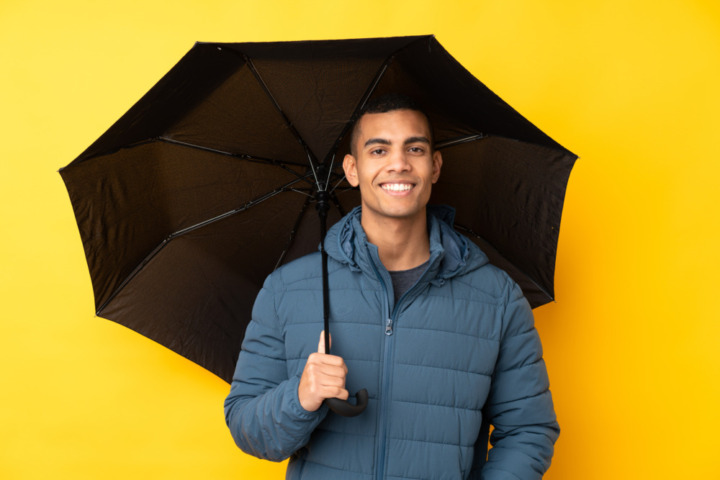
[{"x1": 225, "y1": 206, "x2": 559, "y2": 479}]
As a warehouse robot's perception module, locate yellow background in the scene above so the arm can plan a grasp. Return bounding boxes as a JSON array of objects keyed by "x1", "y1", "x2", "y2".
[{"x1": 2, "y1": 0, "x2": 719, "y2": 478}]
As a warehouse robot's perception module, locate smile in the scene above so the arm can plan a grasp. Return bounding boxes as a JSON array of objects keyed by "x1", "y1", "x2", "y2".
[{"x1": 380, "y1": 183, "x2": 414, "y2": 192}]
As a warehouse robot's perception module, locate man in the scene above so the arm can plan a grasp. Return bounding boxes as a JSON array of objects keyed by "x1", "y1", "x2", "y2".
[{"x1": 225, "y1": 94, "x2": 559, "y2": 479}]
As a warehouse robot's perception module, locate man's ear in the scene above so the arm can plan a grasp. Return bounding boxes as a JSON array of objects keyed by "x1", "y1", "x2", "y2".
[
  {"x1": 343, "y1": 154, "x2": 359, "y2": 187},
  {"x1": 431, "y1": 150, "x2": 443, "y2": 184}
]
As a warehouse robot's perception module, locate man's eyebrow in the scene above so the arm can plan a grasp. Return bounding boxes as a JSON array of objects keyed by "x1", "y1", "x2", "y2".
[
  {"x1": 363, "y1": 138, "x2": 391, "y2": 148},
  {"x1": 404, "y1": 136, "x2": 430, "y2": 145},
  {"x1": 363, "y1": 136, "x2": 431, "y2": 148}
]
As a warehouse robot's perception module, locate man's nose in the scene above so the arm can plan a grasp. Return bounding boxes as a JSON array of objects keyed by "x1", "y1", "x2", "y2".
[{"x1": 386, "y1": 150, "x2": 411, "y2": 172}]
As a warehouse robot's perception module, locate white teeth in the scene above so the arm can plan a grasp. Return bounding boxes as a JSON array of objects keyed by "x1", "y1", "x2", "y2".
[{"x1": 381, "y1": 183, "x2": 412, "y2": 192}]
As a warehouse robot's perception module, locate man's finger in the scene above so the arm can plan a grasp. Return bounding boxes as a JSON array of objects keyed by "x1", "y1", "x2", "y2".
[
  {"x1": 318, "y1": 331, "x2": 325, "y2": 354},
  {"x1": 317, "y1": 330, "x2": 332, "y2": 354}
]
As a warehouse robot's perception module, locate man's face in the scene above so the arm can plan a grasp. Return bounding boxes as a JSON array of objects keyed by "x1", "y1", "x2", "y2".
[{"x1": 343, "y1": 109, "x2": 442, "y2": 225}]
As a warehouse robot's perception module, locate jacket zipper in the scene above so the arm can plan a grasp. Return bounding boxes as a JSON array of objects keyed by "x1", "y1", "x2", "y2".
[
  {"x1": 370, "y1": 252, "x2": 436, "y2": 479},
  {"x1": 385, "y1": 318, "x2": 393, "y2": 335},
  {"x1": 369, "y1": 257, "x2": 393, "y2": 480}
]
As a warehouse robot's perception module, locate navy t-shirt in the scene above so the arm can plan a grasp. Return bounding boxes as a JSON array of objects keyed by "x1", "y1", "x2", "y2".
[{"x1": 388, "y1": 260, "x2": 429, "y2": 303}]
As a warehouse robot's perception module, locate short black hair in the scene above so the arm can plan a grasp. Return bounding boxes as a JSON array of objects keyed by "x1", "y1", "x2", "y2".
[{"x1": 349, "y1": 93, "x2": 433, "y2": 155}]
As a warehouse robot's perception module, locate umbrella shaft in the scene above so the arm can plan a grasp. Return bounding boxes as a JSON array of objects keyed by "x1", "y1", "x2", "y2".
[{"x1": 318, "y1": 189, "x2": 331, "y2": 354}]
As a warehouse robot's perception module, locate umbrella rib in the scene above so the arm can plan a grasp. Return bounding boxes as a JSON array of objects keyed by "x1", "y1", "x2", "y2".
[
  {"x1": 322, "y1": 154, "x2": 336, "y2": 191},
  {"x1": 320, "y1": 35, "x2": 432, "y2": 164},
  {"x1": 453, "y1": 223, "x2": 554, "y2": 303},
  {"x1": 329, "y1": 190, "x2": 348, "y2": 218},
  {"x1": 62, "y1": 138, "x2": 158, "y2": 164},
  {"x1": 307, "y1": 151, "x2": 324, "y2": 191},
  {"x1": 68, "y1": 136, "x2": 311, "y2": 176},
  {"x1": 322, "y1": 60, "x2": 392, "y2": 164},
  {"x1": 241, "y1": 56, "x2": 318, "y2": 164},
  {"x1": 435, "y1": 134, "x2": 487, "y2": 150},
  {"x1": 158, "y1": 136, "x2": 313, "y2": 184},
  {"x1": 274, "y1": 196, "x2": 312, "y2": 270},
  {"x1": 329, "y1": 174, "x2": 348, "y2": 195},
  {"x1": 96, "y1": 174, "x2": 313, "y2": 315},
  {"x1": 289, "y1": 188, "x2": 314, "y2": 198}
]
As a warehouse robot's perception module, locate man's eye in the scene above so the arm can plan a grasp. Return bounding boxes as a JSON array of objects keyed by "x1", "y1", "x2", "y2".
[
  {"x1": 408, "y1": 146, "x2": 425, "y2": 154},
  {"x1": 370, "y1": 148, "x2": 385, "y2": 155}
]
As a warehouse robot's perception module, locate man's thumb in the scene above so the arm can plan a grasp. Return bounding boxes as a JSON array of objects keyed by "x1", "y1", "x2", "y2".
[{"x1": 317, "y1": 330, "x2": 331, "y2": 354}]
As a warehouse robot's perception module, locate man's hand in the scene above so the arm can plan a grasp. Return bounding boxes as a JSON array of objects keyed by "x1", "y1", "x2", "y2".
[{"x1": 298, "y1": 331, "x2": 349, "y2": 412}]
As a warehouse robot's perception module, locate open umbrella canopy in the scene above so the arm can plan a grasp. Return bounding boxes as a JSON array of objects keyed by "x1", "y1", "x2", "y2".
[{"x1": 60, "y1": 35, "x2": 577, "y2": 383}]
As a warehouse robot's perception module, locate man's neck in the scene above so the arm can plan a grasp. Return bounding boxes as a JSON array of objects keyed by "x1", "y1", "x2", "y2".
[{"x1": 361, "y1": 210, "x2": 431, "y2": 271}]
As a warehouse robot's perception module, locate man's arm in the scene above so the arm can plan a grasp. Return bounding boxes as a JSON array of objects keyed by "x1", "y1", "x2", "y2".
[
  {"x1": 224, "y1": 274, "x2": 329, "y2": 461},
  {"x1": 481, "y1": 281, "x2": 560, "y2": 480}
]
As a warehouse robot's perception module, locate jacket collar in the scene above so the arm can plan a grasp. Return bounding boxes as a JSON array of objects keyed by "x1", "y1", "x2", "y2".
[{"x1": 324, "y1": 205, "x2": 488, "y2": 281}]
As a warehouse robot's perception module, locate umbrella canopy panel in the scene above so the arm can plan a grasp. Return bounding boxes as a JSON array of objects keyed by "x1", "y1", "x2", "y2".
[
  {"x1": 62, "y1": 142, "x2": 310, "y2": 312},
  {"x1": 433, "y1": 137, "x2": 576, "y2": 304}
]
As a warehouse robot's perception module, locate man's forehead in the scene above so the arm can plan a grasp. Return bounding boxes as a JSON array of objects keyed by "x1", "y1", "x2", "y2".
[{"x1": 356, "y1": 109, "x2": 432, "y2": 138}]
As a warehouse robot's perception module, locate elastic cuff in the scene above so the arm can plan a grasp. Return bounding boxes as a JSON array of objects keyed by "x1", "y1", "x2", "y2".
[{"x1": 287, "y1": 375, "x2": 329, "y2": 419}]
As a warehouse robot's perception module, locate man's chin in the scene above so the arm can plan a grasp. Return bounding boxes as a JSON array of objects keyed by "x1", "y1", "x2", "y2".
[{"x1": 360, "y1": 205, "x2": 427, "y2": 222}]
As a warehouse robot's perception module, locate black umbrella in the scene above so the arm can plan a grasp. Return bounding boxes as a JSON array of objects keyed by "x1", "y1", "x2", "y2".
[{"x1": 60, "y1": 35, "x2": 576, "y2": 415}]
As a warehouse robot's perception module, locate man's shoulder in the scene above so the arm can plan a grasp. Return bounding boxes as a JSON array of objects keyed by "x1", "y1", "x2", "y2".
[
  {"x1": 450, "y1": 251, "x2": 519, "y2": 302},
  {"x1": 268, "y1": 251, "x2": 323, "y2": 288}
]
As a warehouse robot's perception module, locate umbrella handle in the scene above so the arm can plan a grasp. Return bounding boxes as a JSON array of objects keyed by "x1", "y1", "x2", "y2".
[{"x1": 325, "y1": 389, "x2": 369, "y2": 417}]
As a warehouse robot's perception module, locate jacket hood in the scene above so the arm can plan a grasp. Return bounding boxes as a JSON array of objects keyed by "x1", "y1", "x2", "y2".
[{"x1": 324, "y1": 205, "x2": 489, "y2": 281}]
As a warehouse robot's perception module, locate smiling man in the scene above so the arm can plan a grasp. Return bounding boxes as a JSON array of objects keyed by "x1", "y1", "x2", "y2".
[
  {"x1": 343, "y1": 107, "x2": 442, "y2": 273},
  {"x1": 225, "y1": 94, "x2": 559, "y2": 479}
]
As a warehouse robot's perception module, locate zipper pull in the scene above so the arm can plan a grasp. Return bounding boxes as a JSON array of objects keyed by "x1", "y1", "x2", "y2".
[{"x1": 385, "y1": 318, "x2": 394, "y2": 336}]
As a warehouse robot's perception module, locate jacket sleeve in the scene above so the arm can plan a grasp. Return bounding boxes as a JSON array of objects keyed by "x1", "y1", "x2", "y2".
[
  {"x1": 224, "y1": 273, "x2": 328, "y2": 461},
  {"x1": 480, "y1": 281, "x2": 560, "y2": 480}
]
